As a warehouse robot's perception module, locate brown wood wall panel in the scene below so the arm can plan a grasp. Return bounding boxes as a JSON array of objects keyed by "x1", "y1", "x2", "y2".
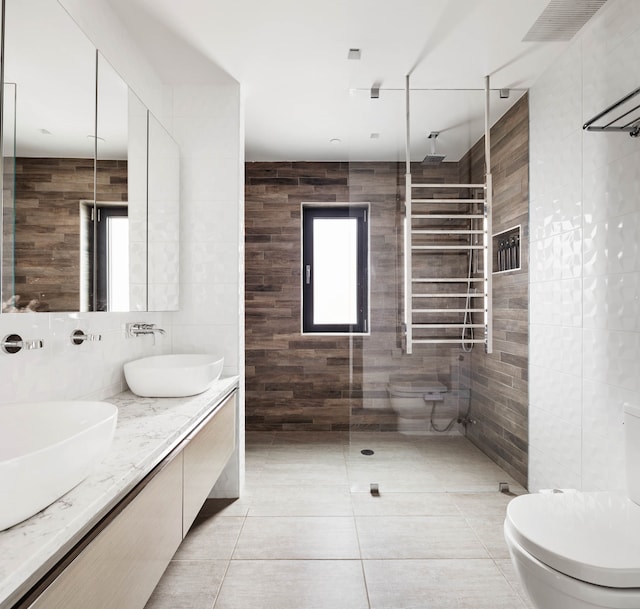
[
  {"x1": 12, "y1": 158, "x2": 127, "y2": 311},
  {"x1": 461, "y1": 93, "x2": 529, "y2": 487},
  {"x1": 245, "y1": 161, "x2": 471, "y2": 432}
]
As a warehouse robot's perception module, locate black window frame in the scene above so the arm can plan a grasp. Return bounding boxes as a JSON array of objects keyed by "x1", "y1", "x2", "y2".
[{"x1": 302, "y1": 204, "x2": 369, "y2": 334}]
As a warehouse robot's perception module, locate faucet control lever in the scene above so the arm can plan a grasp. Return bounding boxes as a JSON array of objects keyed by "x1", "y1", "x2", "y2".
[
  {"x1": 71, "y1": 329, "x2": 102, "y2": 345},
  {"x1": 2, "y1": 334, "x2": 44, "y2": 354}
]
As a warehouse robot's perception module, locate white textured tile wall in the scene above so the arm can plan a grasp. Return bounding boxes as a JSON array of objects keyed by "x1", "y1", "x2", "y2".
[
  {"x1": 529, "y1": 0, "x2": 640, "y2": 492},
  {"x1": 169, "y1": 82, "x2": 245, "y2": 497},
  {"x1": 0, "y1": 312, "x2": 172, "y2": 406},
  {"x1": 170, "y1": 83, "x2": 243, "y2": 378}
]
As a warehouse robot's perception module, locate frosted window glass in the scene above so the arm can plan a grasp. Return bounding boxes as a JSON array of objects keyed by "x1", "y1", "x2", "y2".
[{"x1": 313, "y1": 217, "x2": 358, "y2": 325}]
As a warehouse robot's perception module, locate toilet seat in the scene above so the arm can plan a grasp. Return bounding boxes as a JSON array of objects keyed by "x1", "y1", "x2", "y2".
[
  {"x1": 387, "y1": 375, "x2": 446, "y2": 396},
  {"x1": 505, "y1": 491, "x2": 640, "y2": 588}
]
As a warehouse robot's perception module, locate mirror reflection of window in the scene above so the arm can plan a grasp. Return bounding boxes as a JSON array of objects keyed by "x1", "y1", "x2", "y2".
[
  {"x1": 106, "y1": 215, "x2": 129, "y2": 312},
  {"x1": 94, "y1": 204, "x2": 128, "y2": 312}
]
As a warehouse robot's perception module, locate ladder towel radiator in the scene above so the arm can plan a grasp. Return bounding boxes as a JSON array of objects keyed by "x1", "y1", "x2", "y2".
[{"x1": 403, "y1": 77, "x2": 493, "y2": 354}]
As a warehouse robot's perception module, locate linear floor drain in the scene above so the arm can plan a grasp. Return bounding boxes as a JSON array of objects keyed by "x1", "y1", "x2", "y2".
[{"x1": 361, "y1": 449, "x2": 375, "y2": 456}]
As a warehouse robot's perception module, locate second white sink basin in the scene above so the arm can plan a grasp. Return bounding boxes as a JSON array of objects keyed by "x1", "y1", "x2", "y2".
[
  {"x1": 0, "y1": 400, "x2": 118, "y2": 531},
  {"x1": 124, "y1": 354, "x2": 224, "y2": 397}
]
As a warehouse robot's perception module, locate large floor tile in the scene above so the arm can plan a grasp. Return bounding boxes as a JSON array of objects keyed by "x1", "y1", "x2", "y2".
[
  {"x1": 247, "y1": 484, "x2": 353, "y2": 516},
  {"x1": 144, "y1": 560, "x2": 228, "y2": 609},
  {"x1": 351, "y1": 491, "x2": 459, "y2": 516},
  {"x1": 347, "y1": 461, "x2": 444, "y2": 493},
  {"x1": 214, "y1": 560, "x2": 369, "y2": 609},
  {"x1": 233, "y1": 516, "x2": 360, "y2": 559},
  {"x1": 259, "y1": 461, "x2": 350, "y2": 486},
  {"x1": 356, "y1": 515, "x2": 489, "y2": 559},
  {"x1": 363, "y1": 559, "x2": 528, "y2": 609},
  {"x1": 450, "y1": 491, "x2": 515, "y2": 519},
  {"x1": 174, "y1": 516, "x2": 245, "y2": 560}
]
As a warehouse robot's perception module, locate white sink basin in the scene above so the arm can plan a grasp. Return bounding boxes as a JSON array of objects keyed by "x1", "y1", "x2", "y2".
[
  {"x1": 124, "y1": 354, "x2": 224, "y2": 397},
  {"x1": 0, "y1": 400, "x2": 118, "y2": 531}
]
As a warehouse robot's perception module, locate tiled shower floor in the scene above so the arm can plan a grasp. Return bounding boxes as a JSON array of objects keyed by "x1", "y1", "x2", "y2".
[{"x1": 145, "y1": 432, "x2": 533, "y2": 609}]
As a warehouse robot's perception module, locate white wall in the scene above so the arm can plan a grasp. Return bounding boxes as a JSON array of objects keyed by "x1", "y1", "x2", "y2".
[{"x1": 529, "y1": 0, "x2": 640, "y2": 491}]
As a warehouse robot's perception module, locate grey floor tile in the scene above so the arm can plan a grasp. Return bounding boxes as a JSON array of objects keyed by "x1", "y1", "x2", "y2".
[
  {"x1": 351, "y1": 491, "x2": 459, "y2": 517},
  {"x1": 465, "y1": 516, "x2": 512, "y2": 559},
  {"x1": 214, "y1": 560, "x2": 369, "y2": 609},
  {"x1": 450, "y1": 491, "x2": 516, "y2": 519},
  {"x1": 258, "y1": 460, "x2": 350, "y2": 486},
  {"x1": 144, "y1": 560, "x2": 228, "y2": 609},
  {"x1": 175, "y1": 516, "x2": 245, "y2": 560},
  {"x1": 363, "y1": 559, "x2": 528, "y2": 609},
  {"x1": 247, "y1": 484, "x2": 353, "y2": 516},
  {"x1": 356, "y1": 515, "x2": 489, "y2": 559},
  {"x1": 233, "y1": 516, "x2": 360, "y2": 559},
  {"x1": 347, "y1": 461, "x2": 445, "y2": 493}
]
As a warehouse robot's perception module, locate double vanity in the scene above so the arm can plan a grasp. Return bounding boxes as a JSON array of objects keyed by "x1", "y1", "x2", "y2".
[{"x1": 0, "y1": 373, "x2": 239, "y2": 609}]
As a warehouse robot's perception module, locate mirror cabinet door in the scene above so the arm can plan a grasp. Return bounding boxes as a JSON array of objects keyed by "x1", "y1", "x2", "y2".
[
  {"x1": 127, "y1": 92, "x2": 149, "y2": 312},
  {"x1": 95, "y1": 54, "x2": 128, "y2": 312},
  {"x1": 2, "y1": 0, "x2": 96, "y2": 313},
  {"x1": 147, "y1": 115, "x2": 180, "y2": 312}
]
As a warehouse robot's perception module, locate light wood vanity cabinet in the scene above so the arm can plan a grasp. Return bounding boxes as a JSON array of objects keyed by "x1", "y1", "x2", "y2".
[
  {"x1": 183, "y1": 392, "x2": 236, "y2": 534},
  {"x1": 20, "y1": 390, "x2": 237, "y2": 609}
]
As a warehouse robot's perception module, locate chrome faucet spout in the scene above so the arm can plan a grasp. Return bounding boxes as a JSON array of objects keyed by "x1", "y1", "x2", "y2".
[{"x1": 126, "y1": 323, "x2": 166, "y2": 339}]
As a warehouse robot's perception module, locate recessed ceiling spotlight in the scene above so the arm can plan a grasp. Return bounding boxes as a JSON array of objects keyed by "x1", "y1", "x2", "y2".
[
  {"x1": 499, "y1": 88, "x2": 510, "y2": 99},
  {"x1": 347, "y1": 48, "x2": 361, "y2": 60},
  {"x1": 370, "y1": 85, "x2": 380, "y2": 99},
  {"x1": 370, "y1": 133, "x2": 380, "y2": 139},
  {"x1": 329, "y1": 138, "x2": 342, "y2": 145}
]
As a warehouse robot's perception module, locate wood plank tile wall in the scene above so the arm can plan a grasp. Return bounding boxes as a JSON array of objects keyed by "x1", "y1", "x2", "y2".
[
  {"x1": 461, "y1": 93, "x2": 529, "y2": 487},
  {"x1": 245, "y1": 161, "x2": 470, "y2": 431}
]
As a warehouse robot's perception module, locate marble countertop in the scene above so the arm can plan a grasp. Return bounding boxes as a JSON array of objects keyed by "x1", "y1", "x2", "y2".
[{"x1": 0, "y1": 376, "x2": 239, "y2": 609}]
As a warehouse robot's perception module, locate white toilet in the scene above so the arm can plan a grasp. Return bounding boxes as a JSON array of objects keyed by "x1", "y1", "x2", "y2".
[
  {"x1": 386, "y1": 374, "x2": 448, "y2": 434},
  {"x1": 504, "y1": 404, "x2": 640, "y2": 609}
]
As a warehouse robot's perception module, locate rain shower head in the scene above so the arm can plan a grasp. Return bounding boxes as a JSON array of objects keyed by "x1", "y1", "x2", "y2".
[{"x1": 422, "y1": 131, "x2": 446, "y2": 165}]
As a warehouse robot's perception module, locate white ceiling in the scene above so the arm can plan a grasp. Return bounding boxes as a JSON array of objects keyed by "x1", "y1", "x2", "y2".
[
  {"x1": 7, "y1": 0, "x2": 604, "y2": 162},
  {"x1": 106, "y1": 0, "x2": 590, "y2": 162}
]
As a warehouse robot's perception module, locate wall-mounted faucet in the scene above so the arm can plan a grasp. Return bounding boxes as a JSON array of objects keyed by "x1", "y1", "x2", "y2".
[
  {"x1": 70, "y1": 329, "x2": 102, "y2": 345},
  {"x1": 2, "y1": 334, "x2": 44, "y2": 354},
  {"x1": 126, "y1": 323, "x2": 166, "y2": 338}
]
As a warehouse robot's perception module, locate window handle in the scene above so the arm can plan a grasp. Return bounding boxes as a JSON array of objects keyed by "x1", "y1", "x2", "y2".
[{"x1": 305, "y1": 265, "x2": 311, "y2": 284}]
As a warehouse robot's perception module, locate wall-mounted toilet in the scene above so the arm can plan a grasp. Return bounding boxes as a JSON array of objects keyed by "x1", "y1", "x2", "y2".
[
  {"x1": 504, "y1": 404, "x2": 640, "y2": 609},
  {"x1": 386, "y1": 374, "x2": 448, "y2": 434}
]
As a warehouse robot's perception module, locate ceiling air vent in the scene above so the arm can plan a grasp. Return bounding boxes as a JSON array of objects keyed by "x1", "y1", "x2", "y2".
[{"x1": 523, "y1": 0, "x2": 608, "y2": 42}]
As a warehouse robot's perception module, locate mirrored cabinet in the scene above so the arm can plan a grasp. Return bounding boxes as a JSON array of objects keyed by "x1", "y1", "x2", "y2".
[{"x1": 1, "y1": 0, "x2": 180, "y2": 313}]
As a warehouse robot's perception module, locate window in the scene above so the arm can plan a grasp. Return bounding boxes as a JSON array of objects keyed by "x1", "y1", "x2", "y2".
[
  {"x1": 93, "y1": 204, "x2": 129, "y2": 312},
  {"x1": 302, "y1": 204, "x2": 369, "y2": 334}
]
